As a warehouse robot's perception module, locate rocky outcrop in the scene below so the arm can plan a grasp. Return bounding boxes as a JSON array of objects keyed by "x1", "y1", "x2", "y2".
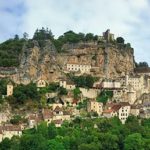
[
  {"x1": 15, "y1": 40, "x2": 134, "y2": 84},
  {"x1": 19, "y1": 40, "x2": 61, "y2": 84}
]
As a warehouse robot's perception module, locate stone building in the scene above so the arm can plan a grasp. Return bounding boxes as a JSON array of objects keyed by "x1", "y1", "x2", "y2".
[
  {"x1": 103, "y1": 102, "x2": 131, "y2": 124},
  {"x1": 125, "y1": 74, "x2": 144, "y2": 91},
  {"x1": 36, "y1": 79, "x2": 47, "y2": 88},
  {"x1": 7, "y1": 82, "x2": 13, "y2": 96},
  {"x1": 99, "y1": 29, "x2": 114, "y2": 42},
  {"x1": 66, "y1": 62, "x2": 91, "y2": 74},
  {"x1": 87, "y1": 99, "x2": 103, "y2": 116},
  {"x1": 101, "y1": 80, "x2": 121, "y2": 89},
  {"x1": 0, "y1": 125, "x2": 22, "y2": 142},
  {"x1": 59, "y1": 79, "x2": 76, "y2": 90}
]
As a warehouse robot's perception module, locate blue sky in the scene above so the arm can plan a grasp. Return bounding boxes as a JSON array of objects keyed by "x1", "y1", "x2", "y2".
[{"x1": 0, "y1": 0, "x2": 150, "y2": 64}]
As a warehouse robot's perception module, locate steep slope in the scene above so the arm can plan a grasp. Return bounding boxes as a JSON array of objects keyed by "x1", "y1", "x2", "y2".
[{"x1": 17, "y1": 40, "x2": 134, "y2": 84}]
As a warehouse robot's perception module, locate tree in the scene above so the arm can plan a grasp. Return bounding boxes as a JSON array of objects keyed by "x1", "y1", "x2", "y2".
[
  {"x1": 137, "y1": 62, "x2": 149, "y2": 68},
  {"x1": 23, "y1": 32, "x2": 29, "y2": 40},
  {"x1": 99, "y1": 133, "x2": 119, "y2": 150},
  {"x1": 14, "y1": 34, "x2": 19, "y2": 40},
  {"x1": 0, "y1": 79, "x2": 7, "y2": 95},
  {"x1": 13, "y1": 82, "x2": 40, "y2": 104},
  {"x1": 33, "y1": 27, "x2": 54, "y2": 41},
  {"x1": 116, "y1": 37, "x2": 124, "y2": 44},
  {"x1": 47, "y1": 139, "x2": 65, "y2": 150},
  {"x1": 73, "y1": 88, "x2": 81, "y2": 99},
  {"x1": 58, "y1": 87, "x2": 68, "y2": 95},
  {"x1": 85, "y1": 33, "x2": 94, "y2": 41},
  {"x1": 0, "y1": 138, "x2": 12, "y2": 150},
  {"x1": 79, "y1": 143, "x2": 100, "y2": 150},
  {"x1": 48, "y1": 123, "x2": 57, "y2": 139},
  {"x1": 20, "y1": 134, "x2": 47, "y2": 150},
  {"x1": 97, "y1": 90, "x2": 113, "y2": 104},
  {"x1": 72, "y1": 75, "x2": 95, "y2": 88},
  {"x1": 124, "y1": 133, "x2": 144, "y2": 150}
]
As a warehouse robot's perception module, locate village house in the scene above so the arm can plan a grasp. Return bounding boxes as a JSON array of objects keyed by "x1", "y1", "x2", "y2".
[
  {"x1": 36, "y1": 79, "x2": 47, "y2": 88},
  {"x1": 42, "y1": 109, "x2": 53, "y2": 124},
  {"x1": 52, "y1": 119, "x2": 63, "y2": 127},
  {"x1": 134, "y1": 67, "x2": 150, "y2": 76},
  {"x1": 28, "y1": 114, "x2": 42, "y2": 128},
  {"x1": 53, "y1": 106, "x2": 71, "y2": 121},
  {"x1": 103, "y1": 102, "x2": 131, "y2": 124},
  {"x1": 130, "y1": 105, "x2": 140, "y2": 116},
  {"x1": 59, "y1": 79, "x2": 76, "y2": 90},
  {"x1": 45, "y1": 92, "x2": 58, "y2": 99},
  {"x1": 87, "y1": 99, "x2": 103, "y2": 116},
  {"x1": 0, "y1": 124, "x2": 22, "y2": 142},
  {"x1": 124, "y1": 74, "x2": 144, "y2": 91},
  {"x1": 101, "y1": 80, "x2": 121, "y2": 89},
  {"x1": 7, "y1": 82, "x2": 13, "y2": 96}
]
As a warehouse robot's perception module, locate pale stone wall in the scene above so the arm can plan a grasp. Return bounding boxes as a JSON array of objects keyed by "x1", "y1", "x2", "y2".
[
  {"x1": 102, "y1": 81, "x2": 121, "y2": 88},
  {"x1": 80, "y1": 88, "x2": 99, "y2": 99},
  {"x1": 87, "y1": 101, "x2": 103, "y2": 115},
  {"x1": 130, "y1": 108, "x2": 140, "y2": 116},
  {"x1": 7, "y1": 84, "x2": 13, "y2": 96},
  {"x1": 2, "y1": 131, "x2": 22, "y2": 140}
]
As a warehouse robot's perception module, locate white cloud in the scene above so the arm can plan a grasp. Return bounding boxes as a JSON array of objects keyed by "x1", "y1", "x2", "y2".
[{"x1": 0, "y1": 0, "x2": 150, "y2": 64}]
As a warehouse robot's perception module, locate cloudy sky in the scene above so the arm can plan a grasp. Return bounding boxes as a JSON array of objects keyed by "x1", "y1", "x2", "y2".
[{"x1": 0, "y1": 0, "x2": 150, "y2": 63}]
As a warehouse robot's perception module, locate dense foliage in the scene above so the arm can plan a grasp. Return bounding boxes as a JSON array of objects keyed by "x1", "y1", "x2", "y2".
[
  {"x1": 54, "y1": 31, "x2": 98, "y2": 52},
  {"x1": 116, "y1": 37, "x2": 125, "y2": 44},
  {"x1": 0, "y1": 37, "x2": 25, "y2": 67},
  {"x1": 135, "y1": 61, "x2": 149, "y2": 68},
  {"x1": 0, "y1": 28, "x2": 99, "y2": 66},
  {"x1": 71, "y1": 75, "x2": 96, "y2": 88},
  {"x1": 0, "y1": 79, "x2": 8, "y2": 95},
  {"x1": 97, "y1": 90, "x2": 113, "y2": 104},
  {"x1": 10, "y1": 82, "x2": 40, "y2": 105},
  {"x1": 33, "y1": 28, "x2": 54, "y2": 41},
  {"x1": 0, "y1": 116, "x2": 149, "y2": 150}
]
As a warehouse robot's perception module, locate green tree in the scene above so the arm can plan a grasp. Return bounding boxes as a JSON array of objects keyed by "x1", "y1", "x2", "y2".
[
  {"x1": 20, "y1": 134, "x2": 47, "y2": 150},
  {"x1": 33, "y1": 27, "x2": 54, "y2": 41},
  {"x1": 48, "y1": 123, "x2": 57, "y2": 139},
  {"x1": 99, "y1": 133, "x2": 119, "y2": 150},
  {"x1": 73, "y1": 88, "x2": 81, "y2": 99},
  {"x1": 116, "y1": 37, "x2": 125, "y2": 44},
  {"x1": 124, "y1": 133, "x2": 144, "y2": 150},
  {"x1": 0, "y1": 138, "x2": 12, "y2": 150},
  {"x1": 85, "y1": 33, "x2": 94, "y2": 41},
  {"x1": 47, "y1": 139, "x2": 65, "y2": 150}
]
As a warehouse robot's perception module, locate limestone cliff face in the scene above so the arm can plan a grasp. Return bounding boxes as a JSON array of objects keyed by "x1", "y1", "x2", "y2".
[
  {"x1": 19, "y1": 40, "x2": 61, "y2": 84},
  {"x1": 17, "y1": 40, "x2": 134, "y2": 84}
]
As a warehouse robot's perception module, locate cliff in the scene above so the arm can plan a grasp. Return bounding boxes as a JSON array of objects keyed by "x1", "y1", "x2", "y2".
[{"x1": 15, "y1": 40, "x2": 134, "y2": 84}]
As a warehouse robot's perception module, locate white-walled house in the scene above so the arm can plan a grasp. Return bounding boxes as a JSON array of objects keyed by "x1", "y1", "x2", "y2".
[
  {"x1": 36, "y1": 79, "x2": 47, "y2": 88},
  {"x1": 103, "y1": 102, "x2": 131, "y2": 124},
  {"x1": 66, "y1": 63, "x2": 91, "y2": 74},
  {"x1": 0, "y1": 125, "x2": 22, "y2": 142},
  {"x1": 101, "y1": 80, "x2": 121, "y2": 89},
  {"x1": 59, "y1": 79, "x2": 76, "y2": 90}
]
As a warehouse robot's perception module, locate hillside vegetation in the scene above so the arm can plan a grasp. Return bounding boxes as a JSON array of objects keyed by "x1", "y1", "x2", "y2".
[{"x1": 0, "y1": 116, "x2": 149, "y2": 150}]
